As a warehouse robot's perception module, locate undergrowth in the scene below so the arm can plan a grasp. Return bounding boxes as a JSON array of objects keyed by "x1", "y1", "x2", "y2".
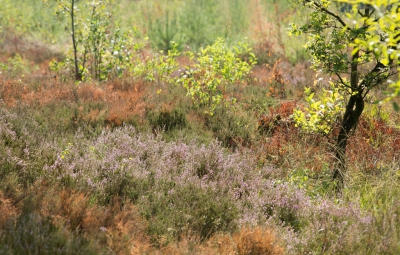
[{"x1": 1, "y1": 1, "x2": 400, "y2": 253}]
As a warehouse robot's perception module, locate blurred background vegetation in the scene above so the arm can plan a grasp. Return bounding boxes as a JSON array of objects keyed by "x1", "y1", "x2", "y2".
[{"x1": 0, "y1": 0, "x2": 308, "y2": 63}]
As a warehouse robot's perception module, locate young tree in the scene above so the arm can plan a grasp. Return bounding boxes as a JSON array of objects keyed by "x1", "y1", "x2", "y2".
[
  {"x1": 342, "y1": 0, "x2": 400, "y2": 107},
  {"x1": 44, "y1": 0, "x2": 133, "y2": 81},
  {"x1": 46, "y1": 0, "x2": 82, "y2": 80},
  {"x1": 290, "y1": 0, "x2": 399, "y2": 190}
]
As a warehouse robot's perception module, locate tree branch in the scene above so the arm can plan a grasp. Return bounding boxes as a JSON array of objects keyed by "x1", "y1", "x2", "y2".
[
  {"x1": 335, "y1": 72, "x2": 352, "y2": 90},
  {"x1": 304, "y1": 0, "x2": 350, "y2": 30}
]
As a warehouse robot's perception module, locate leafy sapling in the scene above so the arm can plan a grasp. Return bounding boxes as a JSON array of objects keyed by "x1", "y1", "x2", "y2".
[
  {"x1": 290, "y1": 0, "x2": 400, "y2": 189},
  {"x1": 177, "y1": 38, "x2": 256, "y2": 115},
  {"x1": 44, "y1": 0, "x2": 134, "y2": 81}
]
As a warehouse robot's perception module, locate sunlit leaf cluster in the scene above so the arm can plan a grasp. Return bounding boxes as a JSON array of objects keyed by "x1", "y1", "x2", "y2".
[
  {"x1": 132, "y1": 42, "x2": 181, "y2": 85},
  {"x1": 339, "y1": 0, "x2": 400, "y2": 109},
  {"x1": 293, "y1": 83, "x2": 344, "y2": 134},
  {"x1": 290, "y1": 0, "x2": 400, "y2": 136}
]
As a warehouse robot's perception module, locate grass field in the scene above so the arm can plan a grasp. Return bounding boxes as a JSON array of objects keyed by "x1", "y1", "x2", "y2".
[{"x1": 1, "y1": 0, "x2": 400, "y2": 254}]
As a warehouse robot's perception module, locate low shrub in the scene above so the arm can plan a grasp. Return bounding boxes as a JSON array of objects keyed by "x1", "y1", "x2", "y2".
[
  {"x1": 1, "y1": 102, "x2": 400, "y2": 254},
  {"x1": 205, "y1": 105, "x2": 258, "y2": 148},
  {"x1": 148, "y1": 108, "x2": 187, "y2": 132},
  {"x1": 0, "y1": 212, "x2": 99, "y2": 255},
  {"x1": 141, "y1": 183, "x2": 238, "y2": 245}
]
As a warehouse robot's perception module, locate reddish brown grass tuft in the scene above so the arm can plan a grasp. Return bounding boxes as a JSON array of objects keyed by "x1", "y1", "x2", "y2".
[
  {"x1": 198, "y1": 227, "x2": 284, "y2": 255},
  {"x1": 233, "y1": 227, "x2": 284, "y2": 255},
  {"x1": 0, "y1": 75, "x2": 148, "y2": 127},
  {"x1": 0, "y1": 190, "x2": 19, "y2": 228},
  {"x1": 4, "y1": 182, "x2": 152, "y2": 254}
]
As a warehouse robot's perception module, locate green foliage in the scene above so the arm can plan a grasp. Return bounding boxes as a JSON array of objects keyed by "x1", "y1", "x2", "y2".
[
  {"x1": 338, "y1": 0, "x2": 400, "y2": 110},
  {"x1": 0, "y1": 0, "x2": 62, "y2": 43},
  {"x1": 124, "y1": 0, "x2": 252, "y2": 52},
  {"x1": 145, "y1": 0, "x2": 183, "y2": 52},
  {"x1": 0, "y1": 213, "x2": 99, "y2": 255},
  {"x1": 290, "y1": 0, "x2": 400, "y2": 122},
  {"x1": 44, "y1": 0, "x2": 135, "y2": 81},
  {"x1": 293, "y1": 84, "x2": 344, "y2": 134},
  {"x1": 132, "y1": 42, "x2": 180, "y2": 84},
  {"x1": 177, "y1": 38, "x2": 256, "y2": 115},
  {"x1": 140, "y1": 183, "x2": 238, "y2": 244},
  {"x1": 364, "y1": 103, "x2": 391, "y2": 124},
  {"x1": 176, "y1": 0, "x2": 218, "y2": 51},
  {"x1": 286, "y1": 166, "x2": 337, "y2": 197},
  {"x1": 347, "y1": 167, "x2": 400, "y2": 215},
  {"x1": 179, "y1": 0, "x2": 250, "y2": 51},
  {"x1": 0, "y1": 54, "x2": 32, "y2": 78}
]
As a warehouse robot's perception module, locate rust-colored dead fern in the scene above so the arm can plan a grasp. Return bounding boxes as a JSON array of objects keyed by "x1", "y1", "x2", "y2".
[
  {"x1": 233, "y1": 227, "x2": 284, "y2": 255},
  {"x1": 0, "y1": 190, "x2": 19, "y2": 228}
]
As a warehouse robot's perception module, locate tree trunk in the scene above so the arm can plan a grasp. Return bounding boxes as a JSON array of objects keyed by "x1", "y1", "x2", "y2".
[
  {"x1": 332, "y1": 93, "x2": 364, "y2": 189},
  {"x1": 332, "y1": 49, "x2": 364, "y2": 191},
  {"x1": 71, "y1": 0, "x2": 82, "y2": 81}
]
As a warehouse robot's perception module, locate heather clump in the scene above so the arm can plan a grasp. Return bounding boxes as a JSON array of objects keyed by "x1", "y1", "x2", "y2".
[
  {"x1": 1, "y1": 100, "x2": 400, "y2": 253},
  {"x1": 0, "y1": 107, "x2": 59, "y2": 186},
  {"x1": 140, "y1": 183, "x2": 238, "y2": 245},
  {"x1": 287, "y1": 199, "x2": 375, "y2": 254},
  {"x1": 42, "y1": 126, "x2": 256, "y2": 240},
  {"x1": 38, "y1": 124, "x2": 375, "y2": 251},
  {"x1": 0, "y1": 212, "x2": 99, "y2": 255}
]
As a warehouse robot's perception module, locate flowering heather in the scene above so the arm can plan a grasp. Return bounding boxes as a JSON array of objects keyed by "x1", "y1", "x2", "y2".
[
  {"x1": 1, "y1": 1, "x2": 400, "y2": 253},
  {"x1": 1, "y1": 107, "x2": 399, "y2": 253}
]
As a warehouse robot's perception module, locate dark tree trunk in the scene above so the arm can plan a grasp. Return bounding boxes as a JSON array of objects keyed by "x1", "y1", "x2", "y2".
[
  {"x1": 70, "y1": 0, "x2": 82, "y2": 81},
  {"x1": 332, "y1": 93, "x2": 364, "y2": 189},
  {"x1": 332, "y1": 49, "x2": 364, "y2": 191}
]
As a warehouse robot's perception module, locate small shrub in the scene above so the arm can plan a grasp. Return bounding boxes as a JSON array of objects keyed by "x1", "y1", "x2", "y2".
[
  {"x1": 293, "y1": 84, "x2": 343, "y2": 135},
  {"x1": 146, "y1": 5, "x2": 183, "y2": 52},
  {"x1": 267, "y1": 60, "x2": 287, "y2": 99},
  {"x1": 148, "y1": 108, "x2": 187, "y2": 132},
  {"x1": 141, "y1": 184, "x2": 238, "y2": 245},
  {"x1": 206, "y1": 106, "x2": 258, "y2": 147},
  {"x1": 132, "y1": 42, "x2": 180, "y2": 84},
  {"x1": 258, "y1": 101, "x2": 296, "y2": 135},
  {"x1": 0, "y1": 54, "x2": 32, "y2": 78},
  {"x1": 0, "y1": 213, "x2": 99, "y2": 255},
  {"x1": 46, "y1": 0, "x2": 136, "y2": 81},
  {"x1": 177, "y1": 37, "x2": 256, "y2": 115}
]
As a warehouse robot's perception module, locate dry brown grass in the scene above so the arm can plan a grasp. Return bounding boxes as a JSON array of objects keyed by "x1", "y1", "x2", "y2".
[
  {"x1": 153, "y1": 227, "x2": 284, "y2": 255},
  {"x1": 0, "y1": 75, "x2": 148, "y2": 127},
  {"x1": 0, "y1": 190, "x2": 19, "y2": 228},
  {"x1": 232, "y1": 227, "x2": 284, "y2": 255},
  {"x1": 0, "y1": 182, "x2": 152, "y2": 254},
  {"x1": 1, "y1": 181, "x2": 286, "y2": 255}
]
